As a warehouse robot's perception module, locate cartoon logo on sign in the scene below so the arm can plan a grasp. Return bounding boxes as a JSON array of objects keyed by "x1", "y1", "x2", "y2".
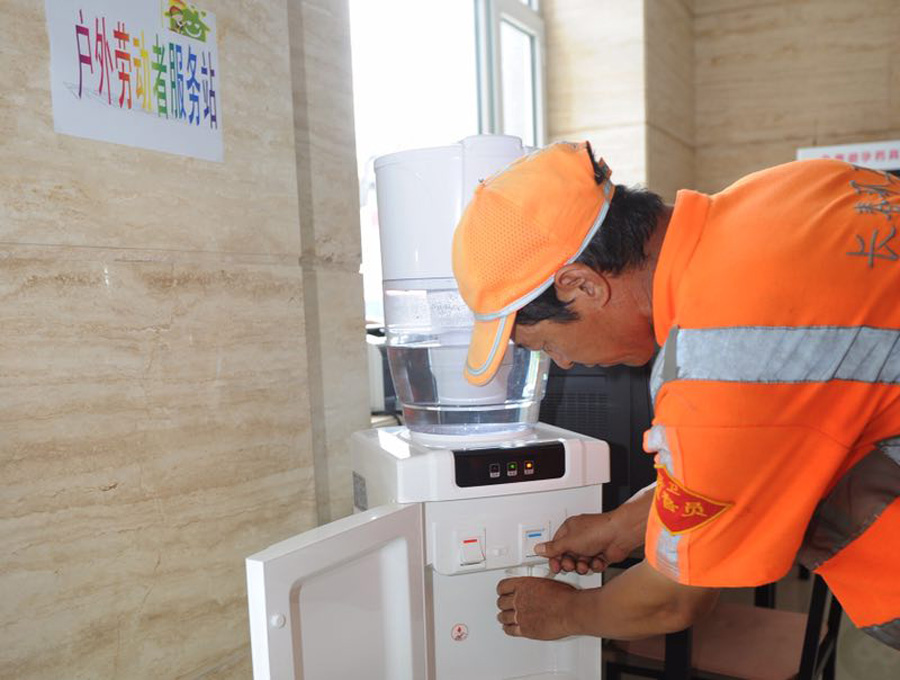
[{"x1": 164, "y1": 0, "x2": 210, "y2": 42}]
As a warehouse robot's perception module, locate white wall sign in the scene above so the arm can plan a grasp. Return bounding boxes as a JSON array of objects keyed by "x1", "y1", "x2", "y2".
[
  {"x1": 45, "y1": 0, "x2": 223, "y2": 162},
  {"x1": 797, "y1": 140, "x2": 900, "y2": 170}
]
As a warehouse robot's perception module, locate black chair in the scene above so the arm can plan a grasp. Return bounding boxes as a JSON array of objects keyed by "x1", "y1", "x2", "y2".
[{"x1": 604, "y1": 573, "x2": 842, "y2": 680}]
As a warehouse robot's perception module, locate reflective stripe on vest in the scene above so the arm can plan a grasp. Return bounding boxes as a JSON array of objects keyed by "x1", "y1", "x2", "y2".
[
  {"x1": 650, "y1": 325, "x2": 900, "y2": 403},
  {"x1": 864, "y1": 618, "x2": 900, "y2": 651},
  {"x1": 798, "y1": 438, "x2": 900, "y2": 650},
  {"x1": 798, "y1": 437, "x2": 900, "y2": 570}
]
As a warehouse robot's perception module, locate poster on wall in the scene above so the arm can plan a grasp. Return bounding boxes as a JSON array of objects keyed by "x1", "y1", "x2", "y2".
[
  {"x1": 44, "y1": 0, "x2": 224, "y2": 162},
  {"x1": 797, "y1": 140, "x2": 900, "y2": 171}
]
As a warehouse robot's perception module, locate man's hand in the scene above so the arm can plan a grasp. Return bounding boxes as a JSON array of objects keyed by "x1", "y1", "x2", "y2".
[
  {"x1": 496, "y1": 576, "x2": 578, "y2": 640},
  {"x1": 499, "y1": 562, "x2": 720, "y2": 641},
  {"x1": 535, "y1": 484, "x2": 654, "y2": 574},
  {"x1": 534, "y1": 512, "x2": 635, "y2": 574}
]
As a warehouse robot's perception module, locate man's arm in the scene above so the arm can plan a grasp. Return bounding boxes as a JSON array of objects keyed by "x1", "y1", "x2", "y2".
[
  {"x1": 496, "y1": 561, "x2": 719, "y2": 640},
  {"x1": 569, "y1": 561, "x2": 718, "y2": 638}
]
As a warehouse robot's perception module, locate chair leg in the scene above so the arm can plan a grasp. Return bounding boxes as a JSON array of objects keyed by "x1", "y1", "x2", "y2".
[
  {"x1": 605, "y1": 661, "x2": 621, "y2": 680},
  {"x1": 664, "y1": 628, "x2": 692, "y2": 680},
  {"x1": 822, "y1": 592, "x2": 843, "y2": 680},
  {"x1": 826, "y1": 594, "x2": 844, "y2": 637},
  {"x1": 798, "y1": 576, "x2": 828, "y2": 680},
  {"x1": 754, "y1": 583, "x2": 777, "y2": 608},
  {"x1": 823, "y1": 652, "x2": 836, "y2": 680}
]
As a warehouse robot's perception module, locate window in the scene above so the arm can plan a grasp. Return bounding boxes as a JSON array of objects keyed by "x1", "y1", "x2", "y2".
[
  {"x1": 500, "y1": 20, "x2": 537, "y2": 145},
  {"x1": 477, "y1": 0, "x2": 545, "y2": 147},
  {"x1": 350, "y1": 0, "x2": 545, "y2": 323}
]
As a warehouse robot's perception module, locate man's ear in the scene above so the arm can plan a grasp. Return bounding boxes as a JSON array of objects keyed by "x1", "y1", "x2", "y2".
[{"x1": 553, "y1": 263, "x2": 611, "y2": 307}]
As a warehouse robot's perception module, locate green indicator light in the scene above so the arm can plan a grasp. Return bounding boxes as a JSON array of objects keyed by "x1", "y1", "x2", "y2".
[{"x1": 508, "y1": 462, "x2": 517, "y2": 470}]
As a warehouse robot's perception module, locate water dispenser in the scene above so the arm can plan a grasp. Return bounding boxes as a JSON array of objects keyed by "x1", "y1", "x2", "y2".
[{"x1": 246, "y1": 136, "x2": 610, "y2": 680}]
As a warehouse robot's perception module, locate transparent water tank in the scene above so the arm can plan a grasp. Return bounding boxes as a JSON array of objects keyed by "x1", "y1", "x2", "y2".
[{"x1": 375, "y1": 136, "x2": 550, "y2": 437}]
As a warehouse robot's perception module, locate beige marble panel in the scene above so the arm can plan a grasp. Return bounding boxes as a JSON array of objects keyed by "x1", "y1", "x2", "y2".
[
  {"x1": 302, "y1": 268, "x2": 370, "y2": 522},
  {"x1": 551, "y1": 124, "x2": 648, "y2": 188},
  {"x1": 645, "y1": 0, "x2": 695, "y2": 147},
  {"x1": 696, "y1": 128, "x2": 900, "y2": 195},
  {"x1": 286, "y1": 0, "x2": 367, "y2": 523},
  {"x1": 597, "y1": 124, "x2": 649, "y2": 189},
  {"x1": 0, "y1": 253, "x2": 316, "y2": 679},
  {"x1": 694, "y1": 0, "x2": 790, "y2": 15},
  {"x1": 694, "y1": 137, "x2": 811, "y2": 193},
  {"x1": 647, "y1": 124, "x2": 695, "y2": 201},
  {"x1": 544, "y1": 0, "x2": 646, "y2": 136},
  {"x1": 289, "y1": 0, "x2": 362, "y2": 270},
  {"x1": 695, "y1": 1, "x2": 900, "y2": 147},
  {"x1": 0, "y1": 0, "x2": 301, "y2": 257}
]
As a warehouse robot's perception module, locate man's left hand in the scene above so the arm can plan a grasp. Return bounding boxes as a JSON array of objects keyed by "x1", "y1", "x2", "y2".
[{"x1": 496, "y1": 576, "x2": 579, "y2": 640}]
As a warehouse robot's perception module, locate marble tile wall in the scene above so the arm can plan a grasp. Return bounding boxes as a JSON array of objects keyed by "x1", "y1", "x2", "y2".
[
  {"x1": 1, "y1": 0, "x2": 367, "y2": 678},
  {"x1": 1, "y1": 255, "x2": 313, "y2": 679},
  {"x1": 1, "y1": 3, "x2": 301, "y2": 256},
  {"x1": 645, "y1": 0, "x2": 695, "y2": 200},
  {"x1": 546, "y1": 0, "x2": 899, "y2": 198},
  {"x1": 694, "y1": 0, "x2": 900, "y2": 192},
  {"x1": 543, "y1": 0, "x2": 648, "y2": 186},
  {"x1": 543, "y1": 0, "x2": 694, "y2": 199},
  {"x1": 287, "y1": 0, "x2": 369, "y2": 523}
]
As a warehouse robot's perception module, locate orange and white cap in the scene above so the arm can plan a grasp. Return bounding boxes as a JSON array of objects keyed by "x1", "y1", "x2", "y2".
[{"x1": 452, "y1": 141, "x2": 615, "y2": 386}]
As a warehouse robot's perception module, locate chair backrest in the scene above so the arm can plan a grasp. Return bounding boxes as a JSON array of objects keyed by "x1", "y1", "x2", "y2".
[
  {"x1": 605, "y1": 571, "x2": 844, "y2": 680},
  {"x1": 663, "y1": 574, "x2": 843, "y2": 680}
]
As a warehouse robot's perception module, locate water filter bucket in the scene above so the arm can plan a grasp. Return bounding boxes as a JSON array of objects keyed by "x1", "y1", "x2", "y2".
[{"x1": 374, "y1": 136, "x2": 550, "y2": 436}]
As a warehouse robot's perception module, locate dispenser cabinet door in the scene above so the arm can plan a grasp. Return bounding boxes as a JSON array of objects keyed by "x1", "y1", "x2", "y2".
[{"x1": 246, "y1": 503, "x2": 429, "y2": 680}]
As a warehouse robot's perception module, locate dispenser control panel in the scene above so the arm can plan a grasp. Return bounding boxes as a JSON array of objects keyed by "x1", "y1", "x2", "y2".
[{"x1": 452, "y1": 441, "x2": 566, "y2": 487}]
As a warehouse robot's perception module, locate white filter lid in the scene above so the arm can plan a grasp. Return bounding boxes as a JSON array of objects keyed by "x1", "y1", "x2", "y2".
[{"x1": 374, "y1": 135, "x2": 526, "y2": 282}]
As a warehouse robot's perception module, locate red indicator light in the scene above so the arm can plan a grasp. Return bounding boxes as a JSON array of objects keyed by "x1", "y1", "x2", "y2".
[{"x1": 463, "y1": 538, "x2": 478, "y2": 544}]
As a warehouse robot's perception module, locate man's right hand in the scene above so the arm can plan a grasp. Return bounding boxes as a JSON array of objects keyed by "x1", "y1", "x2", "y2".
[{"x1": 534, "y1": 484, "x2": 655, "y2": 574}]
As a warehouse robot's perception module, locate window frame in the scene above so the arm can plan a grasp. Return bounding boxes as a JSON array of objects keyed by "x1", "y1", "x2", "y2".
[{"x1": 476, "y1": 0, "x2": 547, "y2": 147}]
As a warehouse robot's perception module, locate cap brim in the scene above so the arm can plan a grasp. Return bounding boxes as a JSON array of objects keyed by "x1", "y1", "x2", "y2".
[{"x1": 464, "y1": 313, "x2": 516, "y2": 386}]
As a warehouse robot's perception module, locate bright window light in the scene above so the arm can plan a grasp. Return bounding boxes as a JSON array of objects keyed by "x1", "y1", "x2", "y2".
[
  {"x1": 349, "y1": 0, "x2": 544, "y2": 325},
  {"x1": 500, "y1": 20, "x2": 535, "y2": 146},
  {"x1": 349, "y1": 0, "x2": 479, "y2": 323}
]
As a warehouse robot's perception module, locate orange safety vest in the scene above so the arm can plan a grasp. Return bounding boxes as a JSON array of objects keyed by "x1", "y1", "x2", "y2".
[{"x1": 644, "y1": 159, "x2": 900, "y2": 649}]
